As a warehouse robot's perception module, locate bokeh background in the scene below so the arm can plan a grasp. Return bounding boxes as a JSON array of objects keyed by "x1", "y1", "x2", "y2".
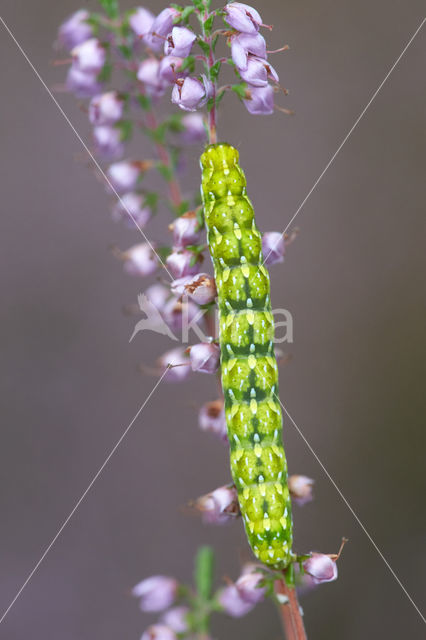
[{"x1": 1, "y1": 1, "x2": 425, "y2": 638}]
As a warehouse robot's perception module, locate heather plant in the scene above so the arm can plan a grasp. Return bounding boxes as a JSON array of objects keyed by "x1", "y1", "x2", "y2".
[{"x1": 55, "y1": 2, "x2": 345, "y2": 637}]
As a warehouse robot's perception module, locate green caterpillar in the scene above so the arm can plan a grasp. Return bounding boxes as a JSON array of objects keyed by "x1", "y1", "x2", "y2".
[{"x1": 200, "y1": 143, "x2": 293, "y2": 569}]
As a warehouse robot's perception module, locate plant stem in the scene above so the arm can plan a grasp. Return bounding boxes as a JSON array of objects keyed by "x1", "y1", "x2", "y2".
[
  {"x1": 275, "y1": 578, "x2": 307, "y2": 640},
  {"x1": 145, "y1": 110, "x2": 183, "y2": 210}
]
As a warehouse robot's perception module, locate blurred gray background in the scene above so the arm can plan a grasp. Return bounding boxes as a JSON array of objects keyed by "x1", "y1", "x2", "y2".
[{"x1": 1, "y1": 1, "x2": 425, "y2": 638}]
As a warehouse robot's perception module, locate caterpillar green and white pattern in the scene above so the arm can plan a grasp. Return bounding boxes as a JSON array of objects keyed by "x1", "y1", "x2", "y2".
[{"x1": 200, "y1": 143, "x2": 293, "y2": 569}]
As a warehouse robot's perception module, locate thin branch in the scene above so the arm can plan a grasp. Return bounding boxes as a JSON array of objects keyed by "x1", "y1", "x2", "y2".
[{"x1": 275, "y1": 578, "x2": 307, "y2": 640}]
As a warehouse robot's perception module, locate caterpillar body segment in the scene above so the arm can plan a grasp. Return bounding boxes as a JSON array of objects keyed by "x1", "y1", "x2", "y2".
[{"x1": 200, "y1": 143, "x2": 293, "y2": 569}]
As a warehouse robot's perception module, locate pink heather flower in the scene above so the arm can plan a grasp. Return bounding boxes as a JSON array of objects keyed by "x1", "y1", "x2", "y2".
[
  {"x1": 122, "y1": 243, "x2": 158, "y2": 277},
  {"x1": 158, "y1": 56, "x2": 188, "y2": 84},
  {"x1": 198, "y1": 400, "x2": 227, "y2": 441},
  {"x1": 129, "y1": 7, "x2": 155, "y2": 39},
  {"x1": 288, "y1": 475, "x2": 314, "y2": 506},
  {"x1": 303, "y1": 553, "x2": 338, "y2": 584},
  {"x1": 162, "y1": 297, "x2": 200, "y2": 335},
  {"x1": 240, "y1": 56, "x2": 279, "y2": 87},
  {"x1": 171, "y1": 76, "x2": 213, "y2": 112},
  {"x1": 144, "y1": 283, "x2": 170, "y2": 310},
  {"x1": 170, "y1": 275, "x2": 194, "y2": 297},
  {"x1": 147, "y1": 7, "x2": 181, "y2": 51},
  {"x1": 262, "y1": 231, "x2": 285, "y2": 265},
  {"x1": 107, "y1": 160, "x2": 140, "y2": 192},
  {"x1": 243, "y1": 84, "x2": 274, "y2": 115},
  {"x1": 89, "y1": 91, "x2": 124, "y2": 126},
  {"x1": 137, "y1": 58, "x2": 167, "y2": 98},
  {"x1": 66, "y1": 66, "x2": 101, "y2": 97},
  {"x1": 164, "y1": 26, "x2": 197, "y2": 58},
  {"x1": 183, "y1": 273, "x2": 217, "y2": 305},
  {"x1": 180, "y1": 113, "x2": 206, "y2": 143},
  {"x1": 170, "y1": 211, "x2": 200, "y2": 247},
  {"x1": 196, "y1": 485, "x2": 239, "y2": 524},
  {"x1": 93, "y1": 125, "x2": 124, "y2": 159},
  {"x1": 166, "y1": 249, "x2": 201, "y2": 278},
  {"x1": 57, "y1": 9, "x2": 93, "y2": 51},
  {"x1": 224, "y1": 2, "x2": 263, "y2": 34},
  {"x1": 189, "y1": 342, "x2": 220, "y2": 374},
  {"x1": 160, "y1": 607, "x2": 190, "y2": 633},
  {"x1": 71, "y1": 38, "x2": 106, "y2": 73},
  {"x1": 141, "y1": 625, "x2": 177, "y2": 640},
  {"x1": 132, "y1": 575, "x2": 178, "y2": 612},
  {"x1": 113, "y1": 192, "x2": 152, "y2": 228},
  {"x1": 158, "y1": 347, "x2": 190, "y2": 382},
  {"x1": 231, "y1": 32, "x2": 266, "y2": 71},
  {"x1": 235, "y1": 565, "x2": 266, "y2": 604},
  {"x1": 218, "y1": 584, "x2": 254, "y2": 617}
]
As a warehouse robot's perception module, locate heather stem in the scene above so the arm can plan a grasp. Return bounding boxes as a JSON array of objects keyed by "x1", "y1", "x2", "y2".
[
  {"x1": 275, "y1": 578, "x2": 307, "y2": 640},
  {"x1": 145, "y1": 110, "x2": 183, "y2": 211}
]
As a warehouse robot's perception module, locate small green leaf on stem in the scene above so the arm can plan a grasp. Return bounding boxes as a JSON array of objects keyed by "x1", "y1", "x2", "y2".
[
  {"x1": 231, "y1": 82, "x2": 249, "y2": 99},
  {"x1": 181, "y1": 6, "x2": 196, "y2": 22},
  {"x1": 204, "y1": 15, "x2": 215, "y2": 37},
  {"x1": 98, "y1": 0, "x2": 119, "y2": 19},
  {"x1": 194, "y1": 545, "x2": 215, "y2": 601}
]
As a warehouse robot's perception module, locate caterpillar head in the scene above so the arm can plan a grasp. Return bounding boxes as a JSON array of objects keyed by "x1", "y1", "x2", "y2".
[{"x1": 200, "y1": 143, "x2": 239, "y2": 170}]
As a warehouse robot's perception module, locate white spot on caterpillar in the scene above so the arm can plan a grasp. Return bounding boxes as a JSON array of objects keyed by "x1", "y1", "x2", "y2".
[
  {"x1": 253, "y1": 433, "x2": 260, "y2": 443},
  {"x1": 250, "y1": 388, "x2": 256, "y2": 398},
  {"x1": 247, "y1": 297, "x2": 253, "y2": 308}
]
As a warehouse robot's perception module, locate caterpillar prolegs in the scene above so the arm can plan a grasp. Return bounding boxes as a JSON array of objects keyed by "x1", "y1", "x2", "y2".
[{"x1": 200, "y1": 144, "x2": 293, "y2": 569}]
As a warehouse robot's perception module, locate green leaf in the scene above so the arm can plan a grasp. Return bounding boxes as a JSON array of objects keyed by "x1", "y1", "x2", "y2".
[
  {"x1": 231, "y1": 82, "x2": 248, "y2": 99},
  {"x1": 97, "y1": 62, "x2": 112, "y2": 83},
  {"x1": 197, "y1": 39, "x2": 210, "y2": 56},
  {"x1": 177, "y1": 200, "x2": 191, "y2": 216},
  {"x1": 137, "y1": 94, "x2": 152, "y2": 111},
  {"x1": 204, "y1": 14, "x2": 215, "y2": 37},
  {"x1": 194, "y1": 546, "x2": 214, "y2": 601},
  {"x1": 98, "y1": 0, "x2": 119, "y2": 19},
  {"x1": 180, "y1": 55, "x2": 196, "y2": 73},
  {"x1": 210, "y1": 59, "x2": 222, "y2": 82},
  {"x1": 157, "y1": 164, "x2": 174, "y2": 181},
  {"x1": 118, "y1": 44, "x2": 132, "y2": 59},
  {"x1": 181, "y1": 6, "x2": 196, "y2": 23},
  {"x1": 192, "y1": 0, "x2": 205, "y2": 10},
  {"x1": 117, "y1": 120, "x2": 133, "y2": 141}
]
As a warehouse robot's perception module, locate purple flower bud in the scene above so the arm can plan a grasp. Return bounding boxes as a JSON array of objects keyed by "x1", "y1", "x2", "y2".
[
  {"x1": 183, "y1": 273, "x2": 217, "y2": 305},
  {"x1": 129, "y1": 7, "x2": 155, "y2": 39},
  {"x1": 66, "y1": 65, "x2": 102, "y2": 98},
  {"x1": 57, "y1": 9, "x2": 93, "y2": 51},
  {"x1": 166, "y1": 249, "x2": 201, "y2": 278},
  {"x1": 180, "y1": 113, "x2": 206, "y2": 143},
  {"x1": 132, "y1": 575, "x2": 178, "y2": 612},
  {"x1": 107, "y1": 160, "x2": 140, "y2": 193},
  {"x1": 189, "y1": 342, "x2": 220, "y2": 374},
  {"x1": 164, "y1": 26, "x2": 196, "y2": 58},
  {"x1": 145, "y1": 283, "x2": 170, "y2": 310},
  {"x1": 218, "y1": 584, "x2": 254, "y2": 617},
  {"x1": 137, "y1": 58, "x2": 167, "y2": 98},
  {"x1": 288, "y1": 475, "x2": 314, "y2": 506},
  {"x1": 235, "y1": 565, "x2": 266, "y2": 604},
  {"x1": 71, "y1": 38, "x2": 106, "y2": 73},
  {"x1": 170, "y1": 275, "x2": 194, "y2": 297},
  {"x1": 160, "y1": 607, "x2": 189, "y2": 633},
  {"x1": 158, "y1": 56, "x2": 188, "y2": 84},
  {"x1": 162, "y1": 297, "x2": 200, "y2": 334},
  {"x1": 113, "y1": 192, "x2": 152, "y2": 228},
  {"x1": 199, "y1": 399, "x2": 227, "y2": 441},
  {"x1": 89, "y1": 91, "x2": 124, "y2": 126},
  {"x1": 224, "y1": 2, "x2": 263, "y2": 34},
  {"x1": 147, "y1": 7, "x2": 181, "y2": 51},
  {"x1": 93, "y1": 125, "x2": 124, "y2": 159},
  {"x1": 240, "y1": 56, "x2": 279, "y2": 87},
  {"x1": 141, "y1": 625, "x2": 177, "y2": 640},
  {"x1": 243, "y1": 84, "x2": 274, "y2": 115},
  {"x1": 171, "y1": 76, "x2": 213, "y2": 112},
  {"x1": 122, "y1": 243, "x2": 158, "y2": 277},
  {"x1": 170, "y1": 211, "x2": 201, "y2": 247},
  {"x1": 158, "y1": 347, "x2": 190, "y2": 382},
  {"x1": 231, "y1": 32, "x2": 266, "y2": 71},
  {"x1": 303, "y1": 553, "x2": 338, "y2": 584},
  {"x1": 262, "y1": 231, "x2": 285, "y2": 265},
  {"x1": 196, "y1": 484, "x2": 239, "y2": 524}
]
